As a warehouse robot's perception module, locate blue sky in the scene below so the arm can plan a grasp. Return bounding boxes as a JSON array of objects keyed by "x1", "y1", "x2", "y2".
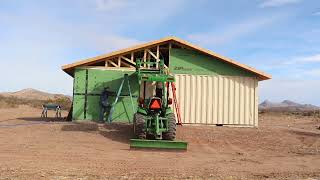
[{"x1": 0, "y1": 0, "x2": 319, "y2": 105}]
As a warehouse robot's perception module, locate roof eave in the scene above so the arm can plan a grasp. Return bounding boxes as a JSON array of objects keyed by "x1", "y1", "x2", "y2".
[{"x1": 61, "y1": 36, "x2": 272, "y2": 81}]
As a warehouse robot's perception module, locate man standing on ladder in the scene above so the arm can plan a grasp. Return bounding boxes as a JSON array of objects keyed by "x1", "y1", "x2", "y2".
[{"x1": 100, "y1": 87, "x2": 111, "y2": 122}]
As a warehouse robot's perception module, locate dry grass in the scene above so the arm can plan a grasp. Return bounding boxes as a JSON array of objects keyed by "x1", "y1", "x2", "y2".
[
  {"x1": 260, "y1": 109, "x2": 320, "y2": 118},
  {"x1": 0, "y1": 95, "x2": 71, "y2": 110}
]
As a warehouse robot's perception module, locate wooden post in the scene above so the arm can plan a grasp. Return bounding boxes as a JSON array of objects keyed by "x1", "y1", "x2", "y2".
[
  {"x1": 143, "y1": 49, "x2": 147, "y2": 68},
  {"x1": 120, "y1": 56, "x2": 136, "y2": 65},
  {"x1": 109, "y1": 60, "x2": 118, "y2": 67},
  {"x1": 118, "y1": 56, "x2": 121, "y2": 67},
  {"x1": 131, "y1": 52, "x2": 134, "y2": 63},
  {"x1": 121, "y1": 61, "x2": 132, "y2": 67},
  {"x1": 147, "y1": 51, "x2": 150, "y2": 68},
  {"x1": 156, "y1": 46, "x2": 159, "y2": 68}
]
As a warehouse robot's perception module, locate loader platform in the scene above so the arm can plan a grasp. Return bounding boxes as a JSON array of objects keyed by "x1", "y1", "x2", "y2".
[{"x1": 130, "y1": 139, "x2": 188, "y2": 150}]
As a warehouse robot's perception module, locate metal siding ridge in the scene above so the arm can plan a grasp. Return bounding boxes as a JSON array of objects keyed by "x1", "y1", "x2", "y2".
[
  {"x1": 184, "y1": 75, "x2": 190, "y2": 123},
  {"x1": 175, "y1": 75, "x2": 180, "y2": 121},
  {"x1": 247, "y1": 78, "x2": 251, "y2": 125},
  {"x1": 177, "y1": 75, "x2": 183, "y2": 123},
  {"x1": 201, "y1": 76, "x2": 207, "y2": 124},
  {"x1": 234, "y1": 77, "x2": 239, "y2": 125},
  {"x1": 174, "y1": 74, "x2": 258, "y2": 126},
  {"x1": 223, "y1": 77, "x2": 228, "y2": 124},
  {"x1": 244, "y1": 78, "x2": 248, "y2": 125},
  {"x1": 213, "y1": 76, "x2": 218, "y2": 124},
  {"x1": 239, "y1": 77, "x2": 244, "y2": 125},
  {"x1": 196, "y1": 75, "x2": 200, "y2": 124},
  {"x1": 207, "y1": 76, "x2": 213, "y2": 124},
  {"x1": 191, "y1": 75, "x2": 196, "y2": 124},
  {"x1": 229, "y1": 77, "x2": 234, "y2": 124},
  {"x1": 182, "y1": 75, "x2": 187, "y2": 123},
  {"x1": 246, "y1": 78, "x2": 250, "y2": 125},
  {"x1": 219, "y1": 76, "x2": 222, "y2": 124},
  {"x1": 254, "y1": 78, "x2": 259, "y2": 127},
  {"x1": 249, "y1": 78, "x2": 254, "y2": 126},
  {"x1": 248, "y1": 78, "x2": 252, "y2": 126}
]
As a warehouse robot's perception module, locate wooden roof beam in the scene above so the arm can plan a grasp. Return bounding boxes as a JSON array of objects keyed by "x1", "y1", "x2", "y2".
[
  {"x1": 107, "y1": 59, "x2": 118, "y2": 67},
  {"x1": 120, "y1": 55, "x2": 136, "y2": 65}
]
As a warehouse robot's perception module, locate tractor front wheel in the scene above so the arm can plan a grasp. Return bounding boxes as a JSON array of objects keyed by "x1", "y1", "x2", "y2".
[
  {"x1": 162, "y1": 113, "x2": 176, "y2": 140},
  {"x1": 133, "y1": 113, "x2": 146, "y2": 139}
]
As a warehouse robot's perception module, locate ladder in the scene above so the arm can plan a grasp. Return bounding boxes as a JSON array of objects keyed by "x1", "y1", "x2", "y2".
[
  {"x1": 107, "y1": 74, "x2": 135, "y2": 123},
  {"x1": 171, "y1": 82, "x2": 182, "y2": 125}
]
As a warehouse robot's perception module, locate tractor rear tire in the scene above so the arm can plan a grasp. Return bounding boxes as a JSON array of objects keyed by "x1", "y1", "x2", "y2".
[
  {"x1": 162, "y1": 113, "x2": 176, "y2": 140},
  {"x1": 133, "y1": 113, "x2": 146, "y2": 139}
]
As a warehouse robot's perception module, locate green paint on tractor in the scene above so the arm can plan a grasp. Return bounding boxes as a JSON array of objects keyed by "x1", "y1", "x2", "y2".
[{"x1": 130, "y1": 139, "x2": 188, "y2": 150}]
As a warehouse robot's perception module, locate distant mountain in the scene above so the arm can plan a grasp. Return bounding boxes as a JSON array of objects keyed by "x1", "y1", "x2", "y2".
[
  {"x1": 259, "y1": 100, "x2": 319, "y2": 112},
  {"x1": 0, "y1": 88, "x2": 71, "y2": 101}
]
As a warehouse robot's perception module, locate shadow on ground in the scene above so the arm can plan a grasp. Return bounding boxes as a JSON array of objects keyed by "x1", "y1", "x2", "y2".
[
  {"x1": 61, "y1": 123, "x2": 99, "y2": 132},
  {"x1": 99, "y1": 123, "x2": 133, "y2": 144},
  {"x1": 0, "y1": 117, "x2": 69, "y2": 128},
  {"x1": 0, "y1": 118, "x2": 19, "y2": 123},
  {"x1": 16, "y1": 116, "x2": 133, "y2": 144},
  {"x1": 60, "y1": 122, "x2": 133, "y2": 144},
  {"x1": 17, "y1": 117, "x2": 66, "y2": 122},
  {"x1": 289, "y1": 129, "x2": 320, "y2": 137}
]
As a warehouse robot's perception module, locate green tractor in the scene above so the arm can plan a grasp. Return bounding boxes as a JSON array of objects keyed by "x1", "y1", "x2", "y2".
[{"x1": 130, "y1": 59, "x2": 187, "y2": 149}]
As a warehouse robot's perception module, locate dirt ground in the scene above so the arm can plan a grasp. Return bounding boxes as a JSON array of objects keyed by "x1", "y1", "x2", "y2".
[{"x1": 0, "y1": 106, "x2": 319, "y2": 179}]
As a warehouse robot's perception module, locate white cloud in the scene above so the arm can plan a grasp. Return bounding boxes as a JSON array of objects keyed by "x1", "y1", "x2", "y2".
[
  {"x1": 260, "y1": 79, "x2": 320, "y2": 106},
  {"x1": 304, "y1": 68, "x2": 320, "y2": 76},
  {"x1": 259, "y1": 0, "x2": 301, "y2": 8},
  {"x1": 314, "y1": 12, "x2": 320, "y2": 16},
  {"x1": 283, "y1": 54, "x2": 320, "y2": 65},
  {"x1": 187, "y1": 15, "x2": 283, "y2": 46},
  {"x1": 250, "y1": 54, "x2": 320, "y2": 71},
  {"x1": 298, "y1": 54, "x2": 320, "y2": 63}
]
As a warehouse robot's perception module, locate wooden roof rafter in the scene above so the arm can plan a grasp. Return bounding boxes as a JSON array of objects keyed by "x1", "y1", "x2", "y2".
[{"x1": 62, "y1": 36, "x2": 271, "y2": 80}]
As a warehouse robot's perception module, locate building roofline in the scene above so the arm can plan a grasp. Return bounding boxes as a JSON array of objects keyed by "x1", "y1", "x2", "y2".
[{"x1": 62, "y1": 36, "x2": 271, "y2": 80}]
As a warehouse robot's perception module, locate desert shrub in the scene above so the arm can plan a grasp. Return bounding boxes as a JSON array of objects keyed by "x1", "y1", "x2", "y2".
[
  {"x1": 5, "y1": 97, "x2": 20, "y2": 108},
  {"x1": 0, "y1": 95, "x2": 72, "y2": 110},
  {"x1": 0, "y1": 99, "x2": 9, "y2": 108},
  {"x1": 0, "y1": 95, "x2": 19, "y2": 108}
]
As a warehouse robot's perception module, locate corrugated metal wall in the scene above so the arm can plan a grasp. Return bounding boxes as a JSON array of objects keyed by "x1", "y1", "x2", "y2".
[{"x1": 174, "y1": 74, "x2": 258, "y2": 126}]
